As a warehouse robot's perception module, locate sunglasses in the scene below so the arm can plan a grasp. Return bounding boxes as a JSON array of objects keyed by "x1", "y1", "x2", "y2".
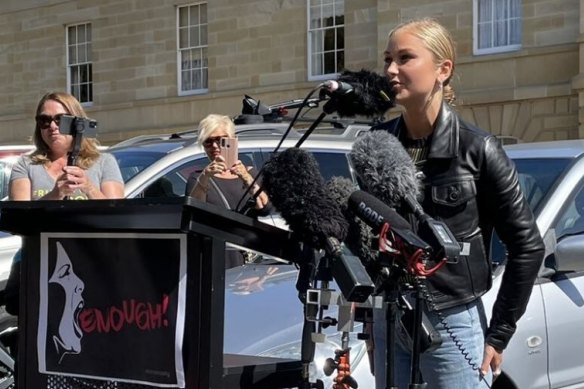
[
  {"x1": 203, "y1": 136, "x2": 227, "y2": 147},
  {"x1": 35, "y1": 114, "x2": 65, "y2": 129}
]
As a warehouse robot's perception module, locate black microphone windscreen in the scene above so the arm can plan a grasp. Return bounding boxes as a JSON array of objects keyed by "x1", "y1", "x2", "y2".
[
  {"x1": 324, "y1": 69, "x2": 395, "y2": 118},
  {"x1": 262, "y1": 148, "x2": 349, "y2": 250},
  {"x1": 325, "y1": 176, "x2": 377, "y2": 265},
  {"x1": 350, "y1": 130, "x2": 420, "y2": 208}
]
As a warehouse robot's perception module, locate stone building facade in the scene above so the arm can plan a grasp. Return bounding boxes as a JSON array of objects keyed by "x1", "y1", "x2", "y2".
[{"x1": 0, "y1": 0, "x2": 581, "y2": 144}]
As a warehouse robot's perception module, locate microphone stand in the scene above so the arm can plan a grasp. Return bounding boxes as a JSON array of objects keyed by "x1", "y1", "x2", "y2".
[
  {"x1": 234, "y1": 85, "x2": 329, "y2": 215},
  {"x1": 296, "y1": 246, "x2": 325, "y2": 389},
  {"x1": 377, "y1": 254, "x2": 429, "y2": 389},
  {"x1": 377, "y1": 253, "x2": 401, "y2": 389},
  {"x1": 408, "y1": 280, "x2": 427, "y2": 389}
]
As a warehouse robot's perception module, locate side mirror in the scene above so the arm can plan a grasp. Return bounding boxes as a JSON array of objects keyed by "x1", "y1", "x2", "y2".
[{"x1": 555, "y1": 234, "x2": 584, "y2": 272}]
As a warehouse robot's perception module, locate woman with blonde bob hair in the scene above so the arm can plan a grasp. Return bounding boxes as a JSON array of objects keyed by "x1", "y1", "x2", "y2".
[{"x1": 185, "y1": 113, "x2": 270, "y2": 267}]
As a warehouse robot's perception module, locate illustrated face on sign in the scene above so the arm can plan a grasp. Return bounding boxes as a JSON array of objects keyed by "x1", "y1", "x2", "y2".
[{"x1": 49, "y1": 242, "x2": 85, "y2": 361}]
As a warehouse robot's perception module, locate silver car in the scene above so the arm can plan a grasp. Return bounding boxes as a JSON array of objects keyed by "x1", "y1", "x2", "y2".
[{"x1": 481, "y1": 140, "x2": 584, "y2": 389}]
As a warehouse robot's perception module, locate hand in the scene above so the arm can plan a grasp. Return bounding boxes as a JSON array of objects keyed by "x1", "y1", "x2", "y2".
[
  {"x1": 230, "y1": 161, "x2": 253, "y2": 184},
  {"x1": 480, "y1": 343, "x2": 503, "y2": 381},
  {"x1": 62, "y1": 166, "x2": 95, "y2": 195},
  {"x1": 53, "y1": 172, "x2": 76, "y2": 198},
  {"x1": 204, "y1": 156, "x2": 227, "y2": 176}
]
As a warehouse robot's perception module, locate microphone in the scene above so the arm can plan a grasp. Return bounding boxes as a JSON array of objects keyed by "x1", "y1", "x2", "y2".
[
  {"x1": 322, "y1": 80, "x2": 354, "y2": 95},
  {"x1": 350, "y1": 130, "x2": 420, "y2": 208},
  {"x1": 321, "y1": 69, "x2": 395, "y2": 117},
  {"x1": 262, "y1": 147, "x2": 348, "y2": 252},
  {"x1": 348, "y1": 190, "x2": 431, "y2": 252},
  {"x1": 262, "y1": 148, "x2": 374, "y2": 302},
  {"x1": 350, "y1": 130, "x2": 461, "y2": 263},
  {"x1": 325, "y1": 176, "x2": 377, "y2": 266}
]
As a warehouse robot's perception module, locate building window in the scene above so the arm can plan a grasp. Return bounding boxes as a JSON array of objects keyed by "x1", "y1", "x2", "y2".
[
  {"x1": 307, "y1": 0, "x2": 344, "y2": 80},
  {"x1": 177, "y1": 3, "x2": 208, "y2": 95},
  {"x1": 474, "y1": 0, "x2": 521, "y2": 55},
  {"x1": 67, "y1": 23, "x2": 92, "y2": 104}
]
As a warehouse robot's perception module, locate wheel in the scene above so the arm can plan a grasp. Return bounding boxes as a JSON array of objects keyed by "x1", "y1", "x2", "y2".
[
  {"x1": 0, "y1": 306, "x2": 16, "y2": 389},
  {"x1": 491, "y1": 372, "x2": 518, "y2": 389},
  {"x1": 0, "y1": 306, "x2": 17, "y2": 356}
]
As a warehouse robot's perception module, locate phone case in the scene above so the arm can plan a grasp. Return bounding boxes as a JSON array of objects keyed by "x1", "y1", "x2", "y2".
[{"x1": 220, "y1": 138, "x2": 238, "y2": 167}]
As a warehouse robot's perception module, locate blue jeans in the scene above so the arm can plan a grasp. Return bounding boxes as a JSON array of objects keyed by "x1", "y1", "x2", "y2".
[{"x1": 373, "y1": 297, "x2": 492, "y2": 389}]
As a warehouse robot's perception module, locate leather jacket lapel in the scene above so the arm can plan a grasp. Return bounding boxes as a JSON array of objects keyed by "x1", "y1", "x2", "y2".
[{"x1": 428, "y1": 102, "x2": 459, "y2": 159}]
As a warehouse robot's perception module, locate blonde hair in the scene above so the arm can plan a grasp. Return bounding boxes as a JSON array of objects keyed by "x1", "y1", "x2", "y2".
[
  {"x1": 31, "y1": 91, "x2": 101, "y2": 169},
  {"x1": 389, "y1": 18, "x2": 457, "y2": 104},
  {"x1": 197, "y1": 114, "x2": 236, "y2": 145}
]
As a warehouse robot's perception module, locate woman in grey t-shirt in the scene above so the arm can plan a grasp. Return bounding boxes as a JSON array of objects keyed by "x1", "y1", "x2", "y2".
[
  {"x1": 9, "y1": 91, "x2": 124, "y2": 200},
  {"x1": 4, "y1": 92, "x2": 124, "y2": 320}
]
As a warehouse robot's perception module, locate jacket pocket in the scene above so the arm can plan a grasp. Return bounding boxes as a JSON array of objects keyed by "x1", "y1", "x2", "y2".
[
  {"x1": 426, "y1": 231, "x2": 491, "y2": 310},
  {"x1": 430, "y1": 176, "x2": 478, "y2": 238}
]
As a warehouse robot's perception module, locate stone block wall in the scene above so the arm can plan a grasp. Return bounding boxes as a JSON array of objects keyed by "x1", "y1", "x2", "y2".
[{"x1": 0, "y1": 0, "x2": 581, "y2": 144}]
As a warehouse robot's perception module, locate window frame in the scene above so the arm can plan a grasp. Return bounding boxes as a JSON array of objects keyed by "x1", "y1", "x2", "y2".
[
  {"x1": 306, "y1": 0, "x2": 345, "y2": 81},
  {"x1": 473, "y1": 0, "x2": 522, "y2": 56},
  {"x1": 176, "y1": 2, "x2": 209, "y2": 96},
  {"x1": 66, "y1": 22, "x2": 93, "y2": 106}
]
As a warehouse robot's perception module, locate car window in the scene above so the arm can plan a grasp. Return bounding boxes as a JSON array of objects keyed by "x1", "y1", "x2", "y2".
[
  {"x1": 490, "y1": 157, "x2": 571, "y2": 263},
  {"x1": 313, "y1": 152, "x2": 352, "y2": 181},
  {"x1": 555, "y1": 182, "x2": 584, "y2": 240},
  {"x1": 111, "y1": 150, "x2": 167, "y2": 183},
  {"x1": 514, "y1": 158, "x2": 570, "y2": 213}
]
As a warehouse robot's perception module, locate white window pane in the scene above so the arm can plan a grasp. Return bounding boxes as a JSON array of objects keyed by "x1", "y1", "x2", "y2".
[
  {"x1": 510, "y1": 18, "x2": 521, "y2": 45},
  {"x1": 68, "y1": 27, "x2": 76, "y2": 45},
  {"x1": 200, "y1": 24, "x2": 208, "y2": 45},
  {"x1": 179, "y1": 7, "x2": 188, "y2": 27},
  {"x1": 68, "y1": 45, "x2": 77, "y2": 64},
  {"x1": 200, "y1": 4, "x2": 207, "y2": 23},
  {"x1": 190, "y1": 26, "x2": 200, "y2": 47},
  {"x1": 312, "y1": 53, "x2": 323, "y2": 75},
  {"x1": 179, "y1": 27, "x2": 188, "y2": 48}
]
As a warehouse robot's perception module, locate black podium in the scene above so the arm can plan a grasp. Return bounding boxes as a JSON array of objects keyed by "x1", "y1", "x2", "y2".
[{"x1": 0, "y1": 198, "x2": 303, "y2": 389}]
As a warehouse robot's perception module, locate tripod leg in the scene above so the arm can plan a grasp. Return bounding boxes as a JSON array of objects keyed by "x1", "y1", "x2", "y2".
[
  {"x1": 408, "y1": 289, "x2": 427, "y2": 389},
  {"x1": 385, "y1": 292, "x2": 399, "y2": 389}
]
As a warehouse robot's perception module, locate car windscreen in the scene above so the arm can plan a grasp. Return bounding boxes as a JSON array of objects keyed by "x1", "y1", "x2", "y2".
[
  {"x1": 260, "y1": 150, "x2": 353, "y2": 182},
  {"x1": 109, "y1": 150, "x2": 167, "y2": 183}
]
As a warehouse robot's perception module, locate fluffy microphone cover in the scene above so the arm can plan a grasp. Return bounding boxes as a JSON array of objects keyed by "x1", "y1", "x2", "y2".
[
  {"x1": 328, "y1": 69, "x2": 395, "y2": 118},
  {"x1": 350, "y1": 130, "x2": 420, "y2": 208},
  {"x1": 262, "y1": 148, "x2": 348, "y2": 250},
  {"x1": 326, "y1": 176, "x2": 377, "y2": 266}
]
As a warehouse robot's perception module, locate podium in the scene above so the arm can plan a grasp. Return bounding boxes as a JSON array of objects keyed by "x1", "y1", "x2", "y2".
[{"x1": 0, "y1": 198, "x2": 303, "y2": 388}]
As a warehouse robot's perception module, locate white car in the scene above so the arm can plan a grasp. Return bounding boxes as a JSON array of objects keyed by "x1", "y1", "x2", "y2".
[{"x1": 109, "y1": 134, "x2": 584, "y2": 388}]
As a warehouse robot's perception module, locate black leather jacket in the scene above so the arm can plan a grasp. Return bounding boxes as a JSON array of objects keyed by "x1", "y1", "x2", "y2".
[{"x1": 374, "y1": 103, "x2": 545, "y2": 350}]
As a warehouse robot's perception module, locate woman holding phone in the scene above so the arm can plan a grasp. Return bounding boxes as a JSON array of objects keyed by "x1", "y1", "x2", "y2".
[{"x1": 186, "y1": 114, "x2": 271, "y2": 262}]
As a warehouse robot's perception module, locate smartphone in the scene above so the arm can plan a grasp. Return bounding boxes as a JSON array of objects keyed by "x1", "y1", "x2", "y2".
[
  {"x1": 58, "y1": 115, "x2": 98, "y2": 137},
  {"x1": 220, "y1": 137, "x2": 239, "y2": 167}
]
